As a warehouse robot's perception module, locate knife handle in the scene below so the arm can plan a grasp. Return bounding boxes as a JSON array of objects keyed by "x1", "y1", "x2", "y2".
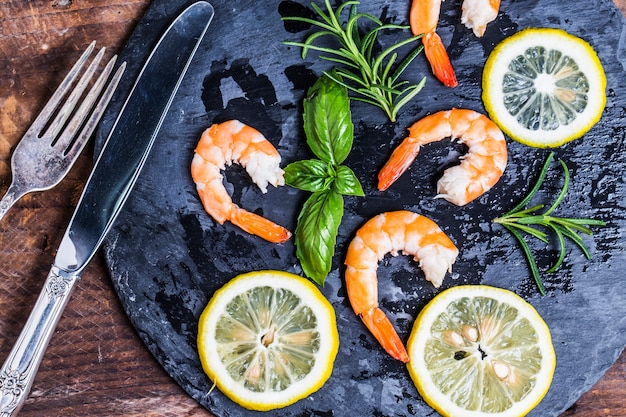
[{"x1": 0, "y1": 265, "x2": 80, "y2": 415}]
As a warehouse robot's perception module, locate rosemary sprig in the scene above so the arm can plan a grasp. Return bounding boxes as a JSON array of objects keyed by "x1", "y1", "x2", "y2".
[
  {"x1": 282, "y1": 0, "x2": 426, "y2": 122},
  {"x1": 493, "y1": 152, "x2": 606, "y2": 295}
]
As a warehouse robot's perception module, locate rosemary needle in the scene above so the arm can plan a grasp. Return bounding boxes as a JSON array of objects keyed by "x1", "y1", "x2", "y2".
[{"x1": 493, "y1": 152, "x2": 606, "y2": 295}]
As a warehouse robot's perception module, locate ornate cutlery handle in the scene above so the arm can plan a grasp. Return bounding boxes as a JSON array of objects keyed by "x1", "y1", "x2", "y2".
[{"x1": 0, "y1": 265, "x2": 81, "y2": 416}]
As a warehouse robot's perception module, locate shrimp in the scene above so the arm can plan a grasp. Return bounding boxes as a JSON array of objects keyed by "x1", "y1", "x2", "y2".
[
  {"x1": 344, "y1": 210, "x2": 459, "y2": 362},
  {"x1": 410, "y1": 0, "x2": 501, "y2": 86},
  {"x1": 410, "y1": 0, "x2": 458, "y2": 88},
  {"x1": 378, "y1": 108, "x2": 507, "y2": 206},
  {"x1": 190, "y1": 120, "x2": 292, "y2": 243},
  {"x1": 461, "y1": 0, "x2": 501, "y2": 37}
]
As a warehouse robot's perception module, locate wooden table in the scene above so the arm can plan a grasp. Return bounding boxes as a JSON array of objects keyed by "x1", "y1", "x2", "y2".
[{"x1": 0, "y1": 1, "x2": 623, "y2": 416}]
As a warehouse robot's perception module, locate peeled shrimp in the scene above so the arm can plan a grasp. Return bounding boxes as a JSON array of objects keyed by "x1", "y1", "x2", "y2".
[
  {"x1": 191, "y1": 120, "x2": 292, "y2": 243},
  {"x1": 461, "y1": 0, "x2": 501, "y2": 37},
  {"x1": 344, "y1": 210, "x2": 458, "y2": 362},
  {"x1": 378, "y1": 108, "x2": 507, "y2": 206},
  {"x1": 410, "y1": 0, "x2": 500, "y2": 86}
]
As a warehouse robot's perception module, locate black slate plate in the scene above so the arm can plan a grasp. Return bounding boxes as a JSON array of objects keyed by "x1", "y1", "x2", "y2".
[{"x1": 96, "y1": 0, "x2": 626, "y2": 416}]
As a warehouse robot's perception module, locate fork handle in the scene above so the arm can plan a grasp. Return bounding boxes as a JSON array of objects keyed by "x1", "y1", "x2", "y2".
[
  {"x1": 0, "y1": 182, "x2": 28, "y2": 222},
  {"x1": 0, "y1": 265, "x2": 81, "y2": 415}
]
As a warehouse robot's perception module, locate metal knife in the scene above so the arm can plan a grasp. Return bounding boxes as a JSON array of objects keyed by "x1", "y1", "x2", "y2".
[{"x1": 0, "y1": 2, "x2": 214, "y2": 414}]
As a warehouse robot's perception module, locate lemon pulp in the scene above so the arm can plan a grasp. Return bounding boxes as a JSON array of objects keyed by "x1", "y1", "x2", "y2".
[
  {"x1": 407, "y1": 285, "x2": 556, "y2": 417},
  {"x1": 483, "y1": 27, "x2": 606, "y2": 147},
  {"x1": 197, "y1": 270, "x2": 338, "y2": 411}
]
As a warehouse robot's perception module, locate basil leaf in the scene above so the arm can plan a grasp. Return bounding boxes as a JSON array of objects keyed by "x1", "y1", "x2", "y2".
[
  {"x1": 295, "y1": 189, "x2": 344, "y2": 286},
  {"x1": 303, "y1": 74, "x2": 354, "y2": 165},
  {"x1": 333, "y1": 165, "x2": 364, "y2": 196},
  {"x1": 284, "y1": 159, "x2": 333, "y2": 192}
]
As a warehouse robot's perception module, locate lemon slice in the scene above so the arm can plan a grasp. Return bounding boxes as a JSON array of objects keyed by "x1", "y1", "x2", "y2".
[
  {"x1": 197, "y1": 270, "x2": 339, "y2": 411},
  {"x1": 483, "y1": 28, "x2": 606, "y2": 147},
  {"x1": 407, "y1": 285, "x2": 556, "y2": 417}
]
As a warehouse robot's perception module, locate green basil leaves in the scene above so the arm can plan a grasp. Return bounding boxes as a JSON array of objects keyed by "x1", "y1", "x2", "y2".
[{"x1": 284, "y1": 75, "x2": 364, "y2": 285}]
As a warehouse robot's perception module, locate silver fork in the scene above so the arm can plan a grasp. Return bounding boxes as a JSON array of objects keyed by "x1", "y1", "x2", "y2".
[{"x1": 0, "y1": 41, "x2": 126, "y2": 221}]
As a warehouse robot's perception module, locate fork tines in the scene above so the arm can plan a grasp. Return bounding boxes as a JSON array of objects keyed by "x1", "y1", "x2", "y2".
[
  {"x1": 0, "y1": 42, "x2": 126, "y2": 223},
  {"x1": 31, "y1": 41, "x2": 126, "y2": 157}
]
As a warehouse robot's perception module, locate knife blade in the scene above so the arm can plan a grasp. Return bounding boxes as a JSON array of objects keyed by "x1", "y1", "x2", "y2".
[{"x1": 0, "y1": 2, "x2": 214, "y2": 414}]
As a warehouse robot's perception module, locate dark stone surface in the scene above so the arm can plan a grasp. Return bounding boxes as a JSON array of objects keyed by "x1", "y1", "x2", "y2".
[{"x1": 96, "y1": 0, "x2": 626, "y2": 416}]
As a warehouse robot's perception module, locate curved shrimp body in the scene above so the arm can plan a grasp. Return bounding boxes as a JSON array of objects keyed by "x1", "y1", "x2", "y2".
[
  {"x1": 190, "y1": 120, "x2": 291, "y2": 243},
  {"x1": 410, "y1": 0, "x2": 458, "y2": 88},
  {"x1": 344, "y1": 210, "x2": 459, "y2": 362},
  {"x1": 378, "y1": 108, "x2": 507, "y2": 206},
  {"x1": 461, "y1": 0, "x2": 500, "y2": 37}
]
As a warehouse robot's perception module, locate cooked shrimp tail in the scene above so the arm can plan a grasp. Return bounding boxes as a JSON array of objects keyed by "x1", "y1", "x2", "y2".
[
  {"x1": 344, "y1": 210, "x2": 458, "y2": 361},
  {"x1": 410, "y1": 0, "x2": 458, "y2": 88},
  {"x1": 423, "y1": 32, "x2": 458, "y2": 88},
  {"x1": 461, "y1": 0, "x2": 500, "y2": 37},
  {"x1": 377, "y1": 137, "x2": 420, "y2": 191},
  {"x1": 361, "y1": 307, "x2": 409, "y2": 362},
  {"x1": 230, "y1": 206, "x2": 291, "y2": 243}
]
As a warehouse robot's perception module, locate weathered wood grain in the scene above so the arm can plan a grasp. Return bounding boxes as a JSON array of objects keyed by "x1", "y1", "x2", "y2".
[{"x1": 0, "y1": 1, "x2": 623, "y2": 416}]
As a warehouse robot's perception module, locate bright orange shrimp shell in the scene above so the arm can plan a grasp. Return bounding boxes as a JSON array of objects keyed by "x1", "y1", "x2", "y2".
[{"x1": 410, "y1": 0, "x2": 458, "y2": 87}]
